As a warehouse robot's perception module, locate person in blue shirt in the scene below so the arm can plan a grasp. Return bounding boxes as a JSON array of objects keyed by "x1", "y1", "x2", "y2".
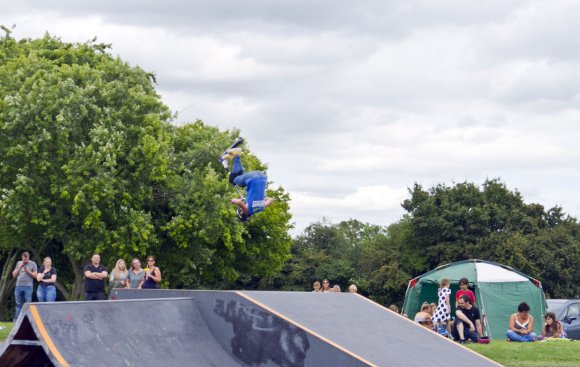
[{"x1": 221, "y1": 148, "x2": 274, "y2": 222}]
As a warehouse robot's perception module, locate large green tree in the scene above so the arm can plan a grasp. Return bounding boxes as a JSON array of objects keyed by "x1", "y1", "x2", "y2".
[
  {"x1": 0, "y1": 31, "x2": 172, "y2": 302},
  {"x1": 0, "y1": 30, "x2": 293, "y2": 318},
  {"x1": 401, "y1": 179, "x2": 580, "y2": 298},
  {"x1": 156, "y1": 122, "x2": 293, "y2": 289}
]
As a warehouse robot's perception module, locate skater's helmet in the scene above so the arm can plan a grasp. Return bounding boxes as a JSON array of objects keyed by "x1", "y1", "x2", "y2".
[{"x1": 237, "y1": 207, "x2": 250, "y2": 222}]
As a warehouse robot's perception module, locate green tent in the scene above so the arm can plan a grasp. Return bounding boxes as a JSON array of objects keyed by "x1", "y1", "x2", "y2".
[{"x1": 402, "y1": 259, "x2": 546, "y2": 339}]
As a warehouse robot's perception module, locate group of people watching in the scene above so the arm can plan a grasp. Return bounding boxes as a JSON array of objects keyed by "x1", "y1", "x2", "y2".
[
  {"x1": 507, "y1": 302, "x2": 567, "y2": 341},
  {"x1": 12, "y1": 252, "x2": 54, "y2": 321},
  {"x1": 311, "y1": 279, "x2": 358, "y2": 293},
  {"x1": 11, "y1": 251, "x2": 161, "y2": 321},
  {"x1": 84, "y1": 254, "x2": 161, "y2": 301},
  {"x1": 413, "y1": 277, "x2": 481, "y2": 343},
  {"x1": 413, "y1": 277, "x2": 567, "y2": 343}
]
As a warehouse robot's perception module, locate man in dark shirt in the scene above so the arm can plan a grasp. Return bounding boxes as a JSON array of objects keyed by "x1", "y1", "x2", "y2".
[
  {"x1": 83, "y1": 254, "x2": 108, "y2": 300},
  {"x1": 452, "y1": 294, "x2": 483, "y2": 343}
]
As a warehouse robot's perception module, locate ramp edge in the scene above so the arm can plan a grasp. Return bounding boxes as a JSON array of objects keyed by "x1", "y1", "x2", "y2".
[
  {"x1": 354, "y1": 293, "x2": 504, "y2": 367},
  {"x1": 29, "y1": 305, "x2": 70, "y2": 367}
]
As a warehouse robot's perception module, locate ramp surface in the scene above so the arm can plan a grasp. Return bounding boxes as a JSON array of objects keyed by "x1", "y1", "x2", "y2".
[
  {"x1": 0, "y1": 290, "x2": 502, "y2": 367},
  {"x1": 0, "y1": 298, "x2": 243, "y2": 367},
  {"x1": 111, "y1": 289, "x2": 501, "y2": 367}
]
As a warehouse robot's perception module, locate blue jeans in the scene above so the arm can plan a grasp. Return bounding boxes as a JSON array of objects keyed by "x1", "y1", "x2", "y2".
[
  {"x1": 507, "y1": 330, "x2": 537, "y2": 342},
  {"x1": 14, "y1": 285, "x2": 33, "y2": 321},
  {"x1": 37, "y1": 285, "x2": 57, "y2": 302},
  {"x1": 230, "y1": 156, "x2": 264, "y2": 186}
]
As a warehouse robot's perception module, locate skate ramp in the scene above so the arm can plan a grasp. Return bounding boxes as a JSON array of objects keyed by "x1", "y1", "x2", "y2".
[
  {"x1": 0, "y1": 290, "x2": 502, "y2": 366},
  {"x1": 112, "y1": 289, "x2": 502, "y2": 367},
  {"x1": 0, "y1": 298, "x2": 246, "y2": 367}
]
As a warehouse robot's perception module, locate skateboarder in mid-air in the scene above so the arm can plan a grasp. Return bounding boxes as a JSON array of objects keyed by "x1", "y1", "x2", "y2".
[{"x1": 220, "y1": 139, "x2": 274, "y2": 222}]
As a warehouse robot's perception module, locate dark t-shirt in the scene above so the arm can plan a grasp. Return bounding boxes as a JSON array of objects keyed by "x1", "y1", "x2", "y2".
[
  {"x1": 38, "y1": 266, "x2": 57, "y2": 287},
  {"x1": 84, "y1": 264, "x2": 107, "y2": 293},
  {"x1": 456, "y1": 305, "x2": 481, "y2": 325}
]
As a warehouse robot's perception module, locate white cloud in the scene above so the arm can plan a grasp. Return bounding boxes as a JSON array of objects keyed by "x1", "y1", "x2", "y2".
[{"x1": 2, "y1": 1, "x2": 580, "y2": 235}]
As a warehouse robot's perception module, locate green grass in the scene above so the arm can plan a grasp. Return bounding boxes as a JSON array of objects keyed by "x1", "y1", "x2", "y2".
[
  {"x1": 0, "y1": 322, "x2": 13, "y2": 342},
  {"x1": 468, "y1": 339, "x2": 580, "y2": 367}
]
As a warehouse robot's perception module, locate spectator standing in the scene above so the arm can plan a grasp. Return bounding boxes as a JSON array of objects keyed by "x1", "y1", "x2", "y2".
[
  {"x1": 507, "y1": 302, "x2": 537, "y2": 342},
  {"x1": 84, "y1": 254, "x2": 108, "y2": 300},
  {"x1": 332, "y1": 285, "x2": 341, "y2": 293},
  {"x1": 349, "y1": 284, "x2": 358, "y2": 294},
  {"x1": 312, "y1": 281, "x2": 321, "y2": 292},
  {"x1": 127, "y1": 258, "x2": 145, "y2": 289},
  {"x1": 140, "y1": 256, "x2": 161, "y2": 289},
  {"x1": 433, "y1": 277, "x2": 452, "y2": 336},
  {"x1": 455, "y1": 277, "x2": 476, "y2": 307},
  {"x1": 109, "y1": 259, "x2": 128, "y2": 289},
  {"x1": 12, "y1": 252, "x2": 38, "y2": 321},
  {"x1": 453, "y1": 294, "x2": 483, "y2": 343},
  {"x1": 36, "y1": 257, "x2": 57, "y2": 302},
  {"x1": 321, "y1": 279, "x2": 332, "y2": 292}
]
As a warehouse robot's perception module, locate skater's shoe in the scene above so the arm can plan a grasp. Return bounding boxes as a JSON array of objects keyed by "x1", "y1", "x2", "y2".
[
  {"x1": 220, "y1": 148, "x2": 242, "y2": 160},
  {"x1": 227, "y1": 148, "x2": 242, "y2": 156}
]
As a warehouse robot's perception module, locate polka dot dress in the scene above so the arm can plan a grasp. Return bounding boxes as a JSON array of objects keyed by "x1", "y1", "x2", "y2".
[{"x1": 433, "y1": 287, "x2": 451, "y2": 324}]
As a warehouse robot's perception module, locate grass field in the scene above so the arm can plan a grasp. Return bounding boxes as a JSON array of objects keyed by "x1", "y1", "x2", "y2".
[
  {"x1": 467, "y1": 339, "x2": 580, "y2": 367},
  {"x1": 0, "y1": 322, "x2": 12, "y2": 342},
  {"x1": 1, "y1": 321, "x2": 578, "y2": 366}
]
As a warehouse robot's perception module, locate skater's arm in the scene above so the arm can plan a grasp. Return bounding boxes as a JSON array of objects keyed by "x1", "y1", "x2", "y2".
[
  {"x1": 264, "y1": 197, "x2": 274, "y2": 208},
  {"x1": 230, "y1": 198, "x2": 248, "y2": 212}
]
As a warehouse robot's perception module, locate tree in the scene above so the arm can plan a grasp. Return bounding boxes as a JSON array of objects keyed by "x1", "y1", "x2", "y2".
[
  {"x1": 0, "y1": 30, "x2": 294, "y2": 315},
  {"x1": 156, "y1": 122, "x2": 293, "y2": 289},
  {"x1": 0, "y1": 31, "x2": 173, "y2": 300},
  {"x1": 402, "y1": 179, "x2": 580, "y2": 298},
  {"x1": 266, "y1": 219, "x2": 382, "y2": 293}
]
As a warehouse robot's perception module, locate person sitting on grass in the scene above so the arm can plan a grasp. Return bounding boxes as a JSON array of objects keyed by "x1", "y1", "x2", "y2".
[
  {"x1": 507, "y1": 302, "x2": 537, "y2": 342},
  {"x1": 414, "y1": 302, "x2": 433, "y2": 329},
  {"x1": 452, "y1": 295, "x2": 483, "y2": 344},
  {"x1": 540, "y1": 312, "x2": 567, "y2": 339},
  {"x1": 415, "y1": 312, "x2": 434, "y2": 330}
]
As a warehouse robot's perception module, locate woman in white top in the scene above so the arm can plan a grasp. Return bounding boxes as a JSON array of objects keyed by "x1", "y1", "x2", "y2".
[
  {"x1": 109, "y1": 259, "x2": 128, "y2": 289},
  {"x1": 507, "y1": 302, "x2": 537, "y2": 342}
]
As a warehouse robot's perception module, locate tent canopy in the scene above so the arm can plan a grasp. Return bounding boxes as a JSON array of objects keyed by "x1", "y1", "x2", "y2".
[{"x1": 402, "y1": 259, "x2": 546, "y2": 339}]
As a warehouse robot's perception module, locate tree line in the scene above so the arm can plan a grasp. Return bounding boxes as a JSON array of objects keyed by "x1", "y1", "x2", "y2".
[
  {"x1": 1, "y1": 30, "x2": 578, "y2": 320},
  {"x1": 257, "y1": 180, "x2": 580, "y2": 307}
]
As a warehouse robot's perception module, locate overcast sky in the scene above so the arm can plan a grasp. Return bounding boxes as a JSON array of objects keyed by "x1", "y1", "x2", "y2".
[{"x1": 2, "y1": 1, "x2": 580, "y2": 234}]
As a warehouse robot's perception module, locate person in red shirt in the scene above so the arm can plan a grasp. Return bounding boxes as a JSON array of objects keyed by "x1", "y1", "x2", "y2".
[{"x1": 455, "y1": 277, "x2": 476, "y2": 307}]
